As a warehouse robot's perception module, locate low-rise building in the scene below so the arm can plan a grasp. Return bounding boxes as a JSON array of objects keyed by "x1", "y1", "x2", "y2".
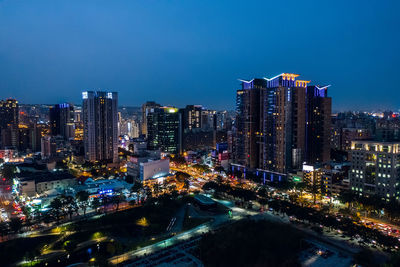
[
  {"x1": 74, "y1": 177, "x2": 130, "y2": 197},
  {"x1": 126, "y1": 150, "x2": 166, "y2": 181},
  {"x1": 15, "y1": 171, "x2": 76, "y2": 197},
  {"x1": 140, "y1": 158, "x2": 170, "y2": 181},
  {"x1": 321, "y1": 163, "x2": 350, "y2": 196}
]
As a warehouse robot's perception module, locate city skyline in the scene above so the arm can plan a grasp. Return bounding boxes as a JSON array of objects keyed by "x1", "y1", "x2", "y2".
[
  {"x1": 2, "y1": 1, "x2": 400, "y2": 266},
  {"x1": 1, "y1": 1, "x2": 399, "y2": 110}
]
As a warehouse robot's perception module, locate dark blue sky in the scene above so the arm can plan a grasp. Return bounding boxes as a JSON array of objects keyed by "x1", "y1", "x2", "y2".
[{"x1": 0, "y1": 0, "x2": 399, "y2": 110}]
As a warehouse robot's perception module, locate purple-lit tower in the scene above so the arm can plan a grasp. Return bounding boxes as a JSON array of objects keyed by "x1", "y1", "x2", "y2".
[
  {"x1": 232, "y1": 74, "x2": 332, "y2": 181},
  {"x1": 305, "y1": 85, "x2": 331, "y2": 164}
]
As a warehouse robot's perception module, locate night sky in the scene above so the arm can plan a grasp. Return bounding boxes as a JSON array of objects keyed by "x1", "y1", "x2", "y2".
[{"x1": 0, "y1": 0, "x2": 399, "y2": 110}]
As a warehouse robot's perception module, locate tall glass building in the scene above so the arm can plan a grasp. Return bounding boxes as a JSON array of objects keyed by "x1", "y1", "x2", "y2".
[
  {"x1": 82, "y1": 91, "x2": 118, "y2": 163},
  {"x1": 49, "y1": 103, "x2": 75, "y2": 140},
  {"x1": 147, "y1": 106, "x2": 182, "y2": 154}
]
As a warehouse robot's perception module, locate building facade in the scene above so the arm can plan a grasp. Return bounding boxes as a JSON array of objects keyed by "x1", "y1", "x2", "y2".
[
  {"x1": 141, "y1": 101, "x2": 160, "y2": 136},
  {"x1": 349, "y1": 140, "x2": 400, "y2": 201},
  {"x1": 16, "y1": 171, "x2": 76, "y2": 197},
  {"x1": 0, "y1": 99, "x2": 19, "y2": 149},
  {"x1": 147, "y1": 106, "x2": 182, "y2": 154},
  {"x1": 305, "y1": 85, "x2": 332, "y2": 164},
  {"x1": 49, "y1": 103, "x2": 75, "y2": 140},
  {"x1": 232, "y1": 73, "x2": 332, "y2": 177},
  {"x1": 181, "y1": 105, "x2": 202, "y2": 130},
  {"x1": 82, "y1": 91, "x2": 118, "y2": 163}
]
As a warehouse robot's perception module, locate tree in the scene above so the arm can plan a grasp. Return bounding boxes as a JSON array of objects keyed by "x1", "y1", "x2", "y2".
[
  {"x1": 338, "y1": 190, "x2": 356, "y2": 209},
  {"x1": 0, "y1": 222, "x2": 9, "y2": 240},
  {"x1": 2, "y1": 164, "x2": 17, "y2": 180},
  {"x1": 259, "y1": 198, "x2": 268, "y2": 210},
  {"x1": 305, "y1": 179, "x2": 320, "y2": 204},
  {"x1": 55, "y1": 160, "x2": 67, "y2": 170},
  {"x1": 294, "y1": 182, "x2": 306, "y2": 197},
  {"x1": 233, "y1": 169, "x2": 242, "y2": 179},
  {"x1": 192, "y1": 164, "x2": 210, "y2": 173},
  {"x1": 62, "y1": 195, "x2": 78, "y2": 219},
  {"x1": 183, "y1": 179, "x2": 190, "y2": 191},
  {"x1": 24, "y1": 248, "x2": 40, "y2": 266},
  {"x1": 131, "y1": 182, "x2": 143, "y2": 193},
  {"x1": 257, "y1": 186, "x2": 269, "y2": 198},
  {"x1": 76, "y1": 190, "x2": 90, "y2": 216},
  {"x1": 63, "y1": 240, "x2": 77, "y2": 254},
  {"x1": 153, "y1": 183, "x2": 162, "y2": 196},
  {"x1": 216, "y1": 175, "x2": 223, "y2": 185},
  {"x1": 169, "y1": 154, "x2": 186, "y2": 165},
  {"x1": 91, "y1": 198, "x2": 101, "y2": 212},
  {"x1": 214, "y1": 166, "x2": 225, "y2": 173},
  {"x1": 101, "y1": 196, "x2": 111, "y2": 213},
  {"x1": 384, "y1": 200, "x2": 400, "y2": 221},
  {"x1": 144, "y1": 186, "x2": 152, "y2": 198},
  {"x1": 9, "y1": 217, "x2": 22, "y2": 233},
  {"x1": 112, "y1": 194, "x2": 125, "y2": 211},
  {"x1": 21, "y1": 206, "x2": 31, "y2": 221},
  {"x1": 125, "y1": 175, "x2": 134, "y2": 184},
  {"x1": 175, "y1": 171, "x2": 190, "y2": 182},
  {"x1": 50, "y1": 197, "x2": 64, "y2": 222},
  {"x1": 82, "y1": 161, "x2": 94, "y2": 169},
  {"x1": 202, "y1": 181, "x2": 218, "y2": 191}
]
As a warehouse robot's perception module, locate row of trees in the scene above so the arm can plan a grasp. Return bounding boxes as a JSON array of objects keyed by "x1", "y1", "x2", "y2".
[
  {"x1": 2, "y1": 181, "x2": 147, "y2": 241},
  {"x1": 203, "y1": 181, "x2": 257, "y2": 201},
  {"x1": 269, "y1": 178, "x2": 400, "y2": 223},
  {"x1": 0, "y1": 217, "x2": 24, "y2": 240},
  {"x1": 338, "y1": 190, "x2": 400, "y2": 220},
  {"x1": 267, "y1": 198, "x2": 399, "y2": 250},
  {"x1": 45, "y1": 191, "x2": 127, "y2": 223},
  {"x1": 203, "y1": 177, "x2": 400, "y2": 250}
]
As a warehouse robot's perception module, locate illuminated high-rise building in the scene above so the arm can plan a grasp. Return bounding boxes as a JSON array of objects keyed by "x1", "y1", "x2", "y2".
[
  {"x1": 233, "y1": 73, "x2": 331, "y2": 177},
  {"x1": 305, "y1": 85, "x2": 331, "y2": 164},
  {"x1": 201, "y1": 109, "x2": 216, "y2": 130},
  {"x1": 350, "y1": 141, "x2": 400, "y2": 201},
  {"x1": 141, "y1": 101, "x2": 160, "y2": 136},
  {"x1": 0, "y1": 98, "x2": 19, "y2": 148},
  {"x1": 262, "y1": 74, "x2": 309, "y2": 173},
  {"x1": 181, "y1": 105, "x2": 202, "y2": 130},
  {"x1": 49, "y1": 103, "x2": 75, "y2": 140},
  {"x1": 147, "y1": 106, "x2": 182, "y2": 154},
  {"x1": 82, "y1": 91, "x2": 118, "y2": 163},
  {"x1": 233, "y1": 78, "x2": 265, "y2": 169}
]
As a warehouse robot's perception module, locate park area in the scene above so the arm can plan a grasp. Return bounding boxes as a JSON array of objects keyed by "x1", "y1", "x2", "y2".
[{"x1": 0, "y1": 194, "x2": 221, "y2": 266}]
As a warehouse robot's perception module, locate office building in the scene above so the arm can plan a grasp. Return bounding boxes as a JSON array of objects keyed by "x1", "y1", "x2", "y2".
[
  {"x1": 233, "y1": 78, "x2": 265, "y2": 169},
  {"x1": 305, "y1": 85, "x2": 332, "y2": 164},
  {"x1": 0, "y1": 99, "x2": 19, "y2": 129},
  {"x1": 141, "y1": 101, "x2": 160, "y2": 136},
  {"x1": 215, "y1": 111, "x2": 232, "y2": 131},
  {"x1": 119, "y1": 118, "x2": 140, "y2": 138},
  {"x1": 181, "y1": 105, "x2": 202, "y2": 130},
  {"x1": 0, "y1": 99, "x2": 19, "y2": 148},
  {"x1": 349, "y1": 140, "x2": 400, "y2": 201},
  {"x1": 201, "y1": 109, "x2": 216, "y2": 130},
  {"x1": 82, "y1": 91, "x2": 118, "y2": 163},
  {"x1": 341, "y1": 128, "x2": 372, "y2": 151},
  {"x1": 49, "y1": 103, "x2": 75, "y2": 140},
  {"x1": 147, "y1": 106, "x2": 181, "y2": 154},
  {"x1": 180, "y1": 105, "x2": 216, "y2": 151}
]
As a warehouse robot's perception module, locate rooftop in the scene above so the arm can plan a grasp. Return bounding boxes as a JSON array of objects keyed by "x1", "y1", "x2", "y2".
[{"x1": 17, "y1": 171, "x2": 75, "y2": 183}]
